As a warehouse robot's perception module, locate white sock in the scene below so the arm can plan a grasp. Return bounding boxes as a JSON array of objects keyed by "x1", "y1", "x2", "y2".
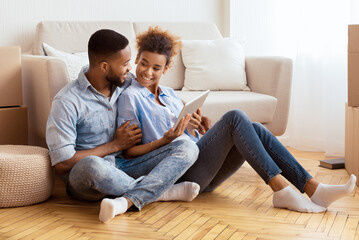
[
  {"x1": 157, "y1": 182, "x2": 200, "y2": 202},
  {"x1": 273, "y1": 186, "x2": 326, "y2": 213},
  {"x1": 99, "y1": 197, "x2": 128, "y2": 223},
  {"x1": 311, "y1": 174, "x2": 357, "y2": 208}
]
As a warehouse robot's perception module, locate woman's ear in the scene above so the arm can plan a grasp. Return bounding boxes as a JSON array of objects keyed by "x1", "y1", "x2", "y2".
[{"x1": 163, "y1": 65, "x2": 170, "y2": 75}]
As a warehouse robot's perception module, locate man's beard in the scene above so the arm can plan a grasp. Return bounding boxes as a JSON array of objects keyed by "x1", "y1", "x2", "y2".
[{"x1": 106, "y1": 75, "x2": 125, "y2": 87}]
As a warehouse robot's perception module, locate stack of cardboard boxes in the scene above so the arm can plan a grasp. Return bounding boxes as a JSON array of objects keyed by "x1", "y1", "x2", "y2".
[
  {"x1": 0, "y1": 46, "x2": 28, "y2": 145},
  {"x1": 346, "y1": 25, "x2": 359, "y2": 185}
]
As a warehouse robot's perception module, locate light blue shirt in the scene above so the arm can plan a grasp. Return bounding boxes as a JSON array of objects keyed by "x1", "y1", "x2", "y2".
[
  {"x1": 117, "y1": 79, "x2": 199, "y2": 145},
  {"x1": 46, "y1": 66, "x2": 133, "y2": 166}
]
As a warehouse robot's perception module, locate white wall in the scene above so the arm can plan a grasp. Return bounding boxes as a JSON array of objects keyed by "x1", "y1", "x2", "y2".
[
  {"x1": 0, "y1": 0, "x2": 223, "y2": 52},
  {"x1": 226, "y1": 0, "x2": 299, "y2": 58}
]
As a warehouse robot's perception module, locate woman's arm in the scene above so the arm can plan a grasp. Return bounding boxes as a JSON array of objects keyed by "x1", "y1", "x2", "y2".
[{"x1": 124, "y1": 115, "x2": 191, "y2": 158}]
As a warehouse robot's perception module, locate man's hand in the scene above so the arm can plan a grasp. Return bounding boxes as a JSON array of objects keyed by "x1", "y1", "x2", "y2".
[
  {"x1": 113, "y1": 121, "x2": 142, "y2": 151},
  {"x1": 162, "y1": 114, "x2": 191, "y2": 143}
]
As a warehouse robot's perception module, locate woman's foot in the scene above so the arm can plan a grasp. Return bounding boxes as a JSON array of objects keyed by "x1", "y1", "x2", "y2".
[
  {"x1": 157, "y1": 182, "x2": 200, "y2": 202},
  {"x1": 311, "y1": 174, "x2": 357, "y2": 208},
  {"x1": 273, "y1": 186, "x2": 326, "y2": 213},
  {"x1": 99, "y1": 197, "x2": 128, "y2": 223}
]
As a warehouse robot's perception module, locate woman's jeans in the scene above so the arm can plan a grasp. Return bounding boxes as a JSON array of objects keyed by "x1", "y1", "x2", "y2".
[
  {"x1": 66, "y1": 139, "x2": 199, "y2": 210},
  {"x1": 178, "y1": 109, "x2": 312, "y2": 193}
]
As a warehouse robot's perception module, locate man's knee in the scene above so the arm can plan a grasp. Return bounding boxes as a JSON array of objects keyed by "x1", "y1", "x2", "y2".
[
  {"x1": 175, "y1": 139, "x2": 199, "y2": 164},
  {"x1": 69, "y1": 156, "x2": 106, "y2": 182}
]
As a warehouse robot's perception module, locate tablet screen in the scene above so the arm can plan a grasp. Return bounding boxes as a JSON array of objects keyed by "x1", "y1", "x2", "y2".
[{"x1": 173, "y1": 90, "x2": 210, "y2": 130}]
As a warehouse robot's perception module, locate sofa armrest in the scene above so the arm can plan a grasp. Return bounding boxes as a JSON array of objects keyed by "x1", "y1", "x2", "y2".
[
  {"x1": 22, "y1": 55, "x2": 69, "y2": 147},
  {"x1": 245, "y1": 57, "x2": 293, "y2": 136}
]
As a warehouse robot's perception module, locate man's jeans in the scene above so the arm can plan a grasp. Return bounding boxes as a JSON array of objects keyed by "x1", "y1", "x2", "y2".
[
  {"x1": 66, "y1": 139, "x2": 199, "y2": 210},
  {"x1": 178, "y1": 109, "x2": 312, "y2": 193}
]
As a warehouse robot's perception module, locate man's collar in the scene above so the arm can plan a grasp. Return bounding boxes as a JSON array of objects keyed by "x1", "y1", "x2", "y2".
[{"x1": 78, "y1": 66, "x2": 91, "y2": 92}]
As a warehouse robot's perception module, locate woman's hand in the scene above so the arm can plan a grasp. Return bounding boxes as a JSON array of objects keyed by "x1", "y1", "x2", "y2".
[
  {"x1": 186, "y1": 109, "x2": 202, "y2": 135},
  {"x1": 186, "y1": 108, "x2": 212, "y2": 135},
  {"x1": 198, "y1": 114, "x2": 211, "y2": 135},
  {"x1": 162, "y1": 114, "x2": 191, "y2": 143}
]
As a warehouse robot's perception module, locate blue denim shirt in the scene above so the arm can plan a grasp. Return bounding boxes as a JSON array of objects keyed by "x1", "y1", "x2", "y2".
[
  {"x1": 117, "y1": 79, "x2": 199, "y2": 144},
  {"x1": 46, "y1": 66, "x2": 133, "y2": 166}
]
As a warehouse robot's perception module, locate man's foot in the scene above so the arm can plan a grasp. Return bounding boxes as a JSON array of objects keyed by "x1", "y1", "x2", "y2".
[
  {"x1": 157, "y1": 182, "x2": 200, "y2": 202},
  {"x1": 99, "y1": 197, "x2": 128, "y2": 223},
  {"x1": 311, "y1": 174, "x2": 357, "y2": 208},
  {"x1": 273, "y1": 186, "x2": 326, "y2": 213}
]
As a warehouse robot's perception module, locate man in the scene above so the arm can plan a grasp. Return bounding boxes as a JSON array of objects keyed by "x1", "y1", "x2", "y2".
[{"x1": 46, "y1": 29, "x2": 199, "y2": 223}]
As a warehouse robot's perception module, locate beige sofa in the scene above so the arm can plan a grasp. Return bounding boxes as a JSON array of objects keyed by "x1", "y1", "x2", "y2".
[{"x1": 22, "y1": 21, "x2": 292, "y2": 147}]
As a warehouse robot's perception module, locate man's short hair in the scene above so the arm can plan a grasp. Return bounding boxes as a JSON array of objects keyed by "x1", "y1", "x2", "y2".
[{"x1": 88, "y1": 29, "x2": 129, "y2": 64}]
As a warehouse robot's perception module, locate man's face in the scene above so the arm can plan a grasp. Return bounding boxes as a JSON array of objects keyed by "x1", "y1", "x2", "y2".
[{"x1": 105, "y1": 45, "x2": 132, "y2": 87}]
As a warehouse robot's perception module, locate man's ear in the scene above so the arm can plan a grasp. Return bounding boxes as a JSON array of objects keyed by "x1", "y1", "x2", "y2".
[
  {"x1": 163, "y1": 65, "x2": 169, "y2": 75},
  {"x1": 99, "y1": 62, "x2": 109, "y2": 73}
]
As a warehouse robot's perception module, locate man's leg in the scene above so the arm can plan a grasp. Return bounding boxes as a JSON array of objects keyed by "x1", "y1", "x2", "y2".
[
  {"x1": 67, "y1": 156, "x2": 138, "y2": 201},
  {"x1": 99, "y1": 139, "x2": 199, "y2": 222},
  {"x1": 119, "y1": 139, "x2": 199, "y2": 210},
  {"x1": 68, "y1": 139, "x2": 199, "y2": 205}
]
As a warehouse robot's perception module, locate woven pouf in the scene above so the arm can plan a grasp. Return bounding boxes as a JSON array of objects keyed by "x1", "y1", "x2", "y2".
[{"x1": 0, "y1": 145, "x2": 54, "y2": 207}]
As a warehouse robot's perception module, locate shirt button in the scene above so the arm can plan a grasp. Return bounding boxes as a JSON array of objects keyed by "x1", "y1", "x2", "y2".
[
  {"x1": 108, "y1": 108, "x2": 111, "y2": 111},
  {"x1": 110, "y1": 125, "x2": 113, "y2": 128}
]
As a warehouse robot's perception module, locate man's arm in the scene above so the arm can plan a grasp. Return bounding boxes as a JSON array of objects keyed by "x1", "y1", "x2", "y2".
[{"x1": 54, "y1": 121, "x2": 142, "y2": 175}]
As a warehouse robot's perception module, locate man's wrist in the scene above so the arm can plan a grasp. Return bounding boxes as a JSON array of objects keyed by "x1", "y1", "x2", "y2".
[{"x1": 109, "y1": 140, "x2": 123, "y2": 152}]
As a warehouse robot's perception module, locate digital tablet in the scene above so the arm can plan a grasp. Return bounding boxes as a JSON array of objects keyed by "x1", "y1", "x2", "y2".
[{"x1": 173, "y1": 90, "x2": 210, "y2": 130}]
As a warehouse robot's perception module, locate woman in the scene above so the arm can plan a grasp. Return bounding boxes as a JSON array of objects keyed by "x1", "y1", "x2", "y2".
[{"x1": 113, "y1": 26, "x2": 356, "y2": 219}]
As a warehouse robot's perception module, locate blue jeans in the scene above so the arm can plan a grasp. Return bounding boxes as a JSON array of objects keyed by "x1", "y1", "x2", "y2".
[
  {"x1": 66, "y1": 139, "x2": 199, "y2": 210},
  {"x1": 178, "y1": 110, "x2": 312, "y2": 193}
]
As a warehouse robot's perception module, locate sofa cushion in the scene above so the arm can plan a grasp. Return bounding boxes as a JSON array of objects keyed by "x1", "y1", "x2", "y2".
[
  {"x1": 175, "y1": 91, "x2": 277, "y2": 125},
  {"x1": 134, "y1": 22, "x2": 223, "y2": 90},
  {"x1": 42, "y1": 43, "x2": 88, "y2": 82},
  {"x1": 181, "y1": 38, "x2": 249, "y2": 91},
  {"x1": 34, "y1": 21, "x2": 138, "y2": 74}
]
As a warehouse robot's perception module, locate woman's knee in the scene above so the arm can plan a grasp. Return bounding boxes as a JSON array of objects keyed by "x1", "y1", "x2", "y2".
[
  {"x1": 252, "y1": 122, "x2": 267, "y2": 134},
  {"x1": 223, "y1": 109, "x2": 250, "y2": 125}
]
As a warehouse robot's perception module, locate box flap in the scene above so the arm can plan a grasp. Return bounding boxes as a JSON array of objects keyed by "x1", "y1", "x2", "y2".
[{"x1": 349, "y1": 25, "x2": 359, "y2": 53}]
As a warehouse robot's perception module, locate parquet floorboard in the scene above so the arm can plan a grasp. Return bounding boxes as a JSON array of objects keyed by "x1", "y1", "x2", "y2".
[{"x1": 0, "y1": 148, "x2": 358, "y2": 239}]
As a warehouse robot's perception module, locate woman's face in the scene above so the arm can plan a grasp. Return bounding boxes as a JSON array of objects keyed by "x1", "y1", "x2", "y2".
[{"x1": 135, "y1": 51, "x2": 169, "y2": 93}]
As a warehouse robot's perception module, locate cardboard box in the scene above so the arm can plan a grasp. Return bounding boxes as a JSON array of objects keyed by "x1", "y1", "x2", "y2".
[
  {"x1": 348, "y1": 25, "x2": 359, "y2": 107},
  {"x1": 0, "y1": 106, "x2": 28, "y2": 145},
  {"x1": 0, "y1": 46, "x2": 22, "y2": 107},
  {"x1": 345, "y1": 103, "x2": 359, "y2": 186}
]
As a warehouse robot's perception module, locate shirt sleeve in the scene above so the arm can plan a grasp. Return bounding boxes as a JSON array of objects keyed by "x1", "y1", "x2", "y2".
[
  {"x1": 117, "y1": 91, "x2": 141, "y2": 129},
  {"x1": 46, "y1": 98, "x2": 77, "y2": 166},
  {"x1": 185, "y1": 129, "x2": 200, "y2": 142}
]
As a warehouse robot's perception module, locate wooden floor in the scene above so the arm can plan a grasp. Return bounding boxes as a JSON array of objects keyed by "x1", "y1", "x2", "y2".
[{"x1": 1, "y1": 148, "x2": 358, "y2": 240}]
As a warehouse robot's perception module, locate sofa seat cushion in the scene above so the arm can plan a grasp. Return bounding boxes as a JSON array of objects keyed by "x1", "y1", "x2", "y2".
[{"x1": 176, "y1": 91, "x2": 277, "y2": 125}]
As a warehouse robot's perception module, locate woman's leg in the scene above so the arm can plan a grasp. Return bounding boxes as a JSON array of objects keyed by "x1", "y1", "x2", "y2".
[
  {"x1": 251, "y1": 122, "x2": 312, "y2": 193},
  {"x1": 201, "y1": 146, "x2": 245, "y2": 192},
  {"x1": 178, "y1": 110, "x2": 325, "y2": 212},
  {"x1": 179, "y1": 110, "x2": 284, "y2": 191},
  {"x1": 251, "y1": 121, "x2": 357, "y2": 207}
]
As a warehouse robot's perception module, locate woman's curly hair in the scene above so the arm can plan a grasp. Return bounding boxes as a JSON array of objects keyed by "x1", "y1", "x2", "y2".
[{"x1": 135, "y1": 26, "x2": 182, "y2": 68}]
